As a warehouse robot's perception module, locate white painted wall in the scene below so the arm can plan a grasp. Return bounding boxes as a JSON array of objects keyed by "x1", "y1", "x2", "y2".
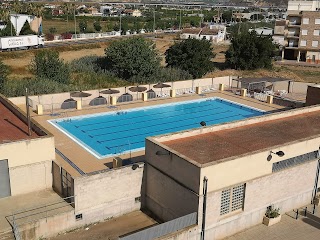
[
  {"x1": 9, "y1": 76, "x2": 234, "y2": 111},
  {"x1": 74, "y1": 163, "x2": 144, "y2": 222}
]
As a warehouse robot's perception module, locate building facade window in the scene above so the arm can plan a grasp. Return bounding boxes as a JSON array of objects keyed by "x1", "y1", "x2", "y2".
[
  {"x1": 315, "y1": 18, "x2": 320, "y2": 24},
  {"x1": 220, "y1": 184, "x2": 246, "y2": 216},
  {"x1": 302, "y1": 29, "x2": 308, "y2": 35},
  {"x1": 312, "y1": 41, "x2": 319, "y2": 47},
  {"x1": 314, "y1": 30, "x2": 320, "y2": 36},
  {"x1": 303, "y1": 18, "x2": 309, "y2": 24},
  {"x1": 300, "y1": 40, "x2": 307, "y2": 46}
]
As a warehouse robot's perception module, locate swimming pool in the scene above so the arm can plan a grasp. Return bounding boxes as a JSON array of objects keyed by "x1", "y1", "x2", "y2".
[{"x1": 50, "y1": 97, "x2": 264, "y2": 159}]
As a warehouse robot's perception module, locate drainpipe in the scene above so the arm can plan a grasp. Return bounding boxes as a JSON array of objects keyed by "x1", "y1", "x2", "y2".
[
  {"x1": 25, "y1": 88, "x2": 31, "y2": 136},
  {"x1": 200, "y1": 176, "x2": 208, "y2": 240},
  {"x1": 312, "y1": 149, "x2": 320, "y2": 203}
]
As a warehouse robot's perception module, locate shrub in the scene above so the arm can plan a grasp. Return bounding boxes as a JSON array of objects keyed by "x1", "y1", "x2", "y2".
[
  {"x1": 130, "y1": 67, "x2": 192, "y2": 84},
  {"x1": 1, "y1": 78, "x2": 71, "y2": 97},
  {"x1": 61, "y1": 32, "x2": 73, "y2": 40},
  {"x1": 45, "y1": 33, "x2": 54, "y2": 41},
  {"x1": 30, "y1": 49, "x2": 70, "y2": 84},
  {"x1": 265, "y1": 205, "x2": 280, "y2": 218},
  {"x1": 70, "y1": 56, "x2": 101, "y2": 73}
]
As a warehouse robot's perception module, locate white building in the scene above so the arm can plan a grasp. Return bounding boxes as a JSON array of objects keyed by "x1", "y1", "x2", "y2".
[
  {"x1": 249, "y1": 27, "x2": 274, "y2": 36},
  {"x1": 0, "y1": 14, "x2": 42, "y2": 36},
  {"x1": 180, "y1": 25, "x2": 226, "y2": 43}
]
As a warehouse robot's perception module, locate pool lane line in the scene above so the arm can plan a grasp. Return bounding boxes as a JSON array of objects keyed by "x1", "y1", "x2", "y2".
[
  {"x1": 96, "y1": 113, "x2": 245, "y2": 145},
  {"x1": 87, "y1": 109, "x2": 236, "y2": 137},
  {"x1": 73, "y1": 101, "x2": 221, "y2": 128},
  {"x1": 84, "y1": 106, "x2": 228, "y2": 133}
]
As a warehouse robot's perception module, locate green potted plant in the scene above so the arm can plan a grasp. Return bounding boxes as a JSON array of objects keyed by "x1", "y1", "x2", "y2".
[{"x1": 263, "y1": 205, "x2": 281, "y2": 226}]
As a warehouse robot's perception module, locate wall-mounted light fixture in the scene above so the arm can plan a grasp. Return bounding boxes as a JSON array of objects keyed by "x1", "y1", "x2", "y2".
[
  {"x1": 156, "y1": 150, "x2": 171, "y2": 156},
  {"x1": 267, "y1": 151, "x2": 285, "y2": 161},
  {"x1": 200, "y1": 121, "x2": 206, "y2": 127},
  {"x1": 132, "y1": 164, "x2": 142, "y2": 170}
]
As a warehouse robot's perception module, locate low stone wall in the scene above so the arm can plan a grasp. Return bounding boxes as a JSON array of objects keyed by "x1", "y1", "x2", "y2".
[{"x1": 8, "y1": 76, "x2": 234, "y2": 112}]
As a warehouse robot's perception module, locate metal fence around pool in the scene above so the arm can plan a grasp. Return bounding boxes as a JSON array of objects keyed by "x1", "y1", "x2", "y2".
[{"x1": 118, "y1": 212, "x2": 197, "y2": 240}]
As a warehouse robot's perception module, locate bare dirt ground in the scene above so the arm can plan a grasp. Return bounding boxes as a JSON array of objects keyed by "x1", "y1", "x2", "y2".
[
  {"x1": 1, "y1": 35, "x2": 320, "y2": 83},
  {"x1": 49, "y1": 211, "x2": 157, "y2": 240}
]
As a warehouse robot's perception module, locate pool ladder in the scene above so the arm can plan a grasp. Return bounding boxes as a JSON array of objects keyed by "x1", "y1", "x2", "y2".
[{"x1": 61, "y1": 112, "x2": 71, "y2": 122}]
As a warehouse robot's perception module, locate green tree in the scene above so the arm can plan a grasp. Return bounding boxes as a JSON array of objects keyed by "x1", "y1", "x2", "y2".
[
  {"x1": 20, "y1": 21, "x2": 36, "y2": 35},
  {"x1": 0, "y1": 10, "x2": 14, "y2": 36},
  {"x1": 0, "y1": 61, "x2": 9, "y2": 92},
  {"x1": 49, "y1": 27, "x2": 57, "y2": 34},
  {"x1": 165, "y1": 38, "x2": 215, "y2": 78},
  {"x1": 30, "y1": 49, "x2": 70, "y2": 84},
  {"x1": 93, "y1": 21, "x2": 102, "y2": 32},
  {"x1": 222, "y1": 10, "x2": 232, "y2": 22},
  {"x1": 79, "y1": 20, "x2": 87, "y2": 33},
  {"x1": 225, "y1": 31, "x2": 276, "y2": 70},
  {"x1": 62, "y1": 3, "x2": 73, "y2": 33},
  {"x1": 104, "y1": 37, "x2": 160, "y2": 81}
]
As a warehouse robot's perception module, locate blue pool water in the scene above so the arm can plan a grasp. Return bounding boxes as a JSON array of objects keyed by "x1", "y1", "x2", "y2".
[{"x1": 50, "y1": 98, "x2": 264, "y2": 159}]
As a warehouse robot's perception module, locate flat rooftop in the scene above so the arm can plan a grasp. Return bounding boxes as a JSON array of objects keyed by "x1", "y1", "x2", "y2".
[
  {"x1": 163, "y1": 109, "x2": 320, "y2": 166},
  {"x1": 0, "y1": 99, "x2": 40, "y2": 143}
]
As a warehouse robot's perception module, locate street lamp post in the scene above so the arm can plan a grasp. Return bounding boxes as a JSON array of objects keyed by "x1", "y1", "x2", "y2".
[{"x1": 74, "y1": 6, "x2": 77, "y2": 38}]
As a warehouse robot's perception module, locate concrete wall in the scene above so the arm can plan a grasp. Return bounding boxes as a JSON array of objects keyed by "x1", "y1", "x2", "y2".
[
  {"x1": 73, "y1": 163, "x2": 144, "y2": 223},
  {"x1": 145, "y1": 140, "x2": 201, "y2": 193},
  {"x1": 159, "y1": 225, "x2": 199, "y2": 240},
  {"x1": 18, "y1": 209, "x2": 78, "y2": 240},
  {"x1": 144, "y1": 164, "x2": 199, "y2": 222},
  {"x1": 201, "y1": 160, "x2": 318, "y2": 240},
  {"x1": 9, "y1": 160, "x2": 52, "y2": 196},
  {"x1": 0, "y1": 137, "x2": 54, "y2": 196},
  {"x1": 200, "y1": 136, "x2": 320, "y2": 192},
  {"x1": 306, "y1": 85, "x2": 320, "y2": 106},
  {"x1": 8, "y1": 76, "x2": 234, "y2": 111}
]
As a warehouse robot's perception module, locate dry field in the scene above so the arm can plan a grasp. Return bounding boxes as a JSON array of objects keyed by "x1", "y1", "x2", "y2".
[{"x1": 1, "y1": 35, "x2": 320, "y2": 84}]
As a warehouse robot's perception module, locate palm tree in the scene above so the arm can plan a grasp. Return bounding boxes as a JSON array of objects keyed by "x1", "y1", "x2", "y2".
[
  {"x1": 72, "y1": 3, "x2": 77, "y2": 36},
  {"x1": 63, "y1": 3, "x2": 72, "y2": 33},
  {"x1": 11, "y1": 0, "x2": 22, "y2": 35}
]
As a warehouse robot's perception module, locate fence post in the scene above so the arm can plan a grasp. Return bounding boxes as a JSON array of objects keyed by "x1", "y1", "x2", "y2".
[
  {"x1": 142, "y1": 92, "x2": 148, "y2": 101},
  {"x1": 196, "y1": 86, "x2": 201, "y2": 94},
  {"x1": 304, "y1": 207, "x2": 307, "y2": 216},
  {"x1": 36, "y1": 104, "x2": 43, "y2": 115},
  {"x1": 110, "y1": 96, "x2": 117, "y2": 105},
  {"x1": 240, "y1": 88, "x2": 247, "y2": 97},
  {"x1": 170, "y1": 89, "x2": 176, "y2": 98},
  {"x1": 267, "y1": 95, "x2": 273, "y2": 104},
  {"x1": 76, "y1": 100, "x2": 82, "y2": 110}
]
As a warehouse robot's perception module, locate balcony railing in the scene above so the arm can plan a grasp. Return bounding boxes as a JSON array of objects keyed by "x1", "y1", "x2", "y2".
[{"x1": 287, "y1": 22, "x2": 301, "y2": 26}]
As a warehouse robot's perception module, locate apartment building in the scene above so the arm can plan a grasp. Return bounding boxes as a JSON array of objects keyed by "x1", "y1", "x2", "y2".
[{"x1": 277, "y1": 1, "x2": 320, "y2": 63}]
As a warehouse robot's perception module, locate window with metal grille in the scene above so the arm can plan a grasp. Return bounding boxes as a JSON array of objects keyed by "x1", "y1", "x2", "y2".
[
  {"x1": 272, "y1": 150, "x2": 318, "y2": 173},
  {"x1": 220, "y1": 184, "x2": 245, "y2": 216}
]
